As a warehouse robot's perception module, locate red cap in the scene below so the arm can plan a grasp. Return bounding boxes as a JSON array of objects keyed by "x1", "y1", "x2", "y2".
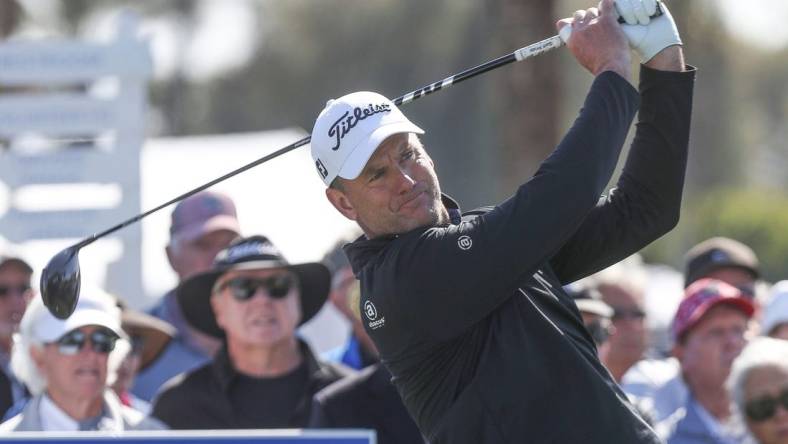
[
  {"x1": 672, "y1": 278, "x2": 754, "y2": 341},
  {"x1": 169, "y1": 191, "x2": 241, "y2": 243}
]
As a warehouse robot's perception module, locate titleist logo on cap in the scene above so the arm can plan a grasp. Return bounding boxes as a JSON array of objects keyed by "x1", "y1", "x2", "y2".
[{"x1": 328, "y1": 103, "x2": 391, "y2": 151}]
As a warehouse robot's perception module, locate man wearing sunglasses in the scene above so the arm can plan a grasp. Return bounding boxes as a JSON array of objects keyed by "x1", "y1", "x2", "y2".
[
  {"x1": 0, "y1": 288, "x2": 165, "y2": 431},
  {"x1": 591, "y1": 262, "x2": 650, "y2": 383},
  {"x1": 0, "y1": 255, "x2": 33, "y2": 419},
  {"x1": 728, "y1": 337, "x2": 788, "y2": 444},
  {"x1": 152, "y1": 235, "x2": 352, "y2": 429}
]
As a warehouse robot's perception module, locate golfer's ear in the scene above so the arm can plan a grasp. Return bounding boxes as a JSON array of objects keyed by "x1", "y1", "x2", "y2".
[{"x1": 326, "y1": 187, "x2": 358, "y2": 221}]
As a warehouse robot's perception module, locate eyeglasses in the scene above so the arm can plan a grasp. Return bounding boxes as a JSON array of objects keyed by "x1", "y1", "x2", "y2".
[
  {"x1": 611, "y1": 308, "x2": 646, "y2": 321},
  {"x1": 52, "y1": 328, "x2": 119, "y2": 356},
  {"x1": 0, "y1": 284, "x2": 31, "y2": 297},
  {"x1": 215, "y1": 275, "x2": 295, "y2": 301},
  {"x1": 745, "y1": 388, "x2": 788, "y2": 422}
]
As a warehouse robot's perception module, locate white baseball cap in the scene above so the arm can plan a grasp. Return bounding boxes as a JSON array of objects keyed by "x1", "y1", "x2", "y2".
[
  {"x1": 763, "y1": 281, "x2": 788, "y2": 337},
  {"x1": 310, "y1": 91, "x2": 424, "y2": 186},
  {"x1": 22, "y1": 286, "x2": 123, "y2": 344}
]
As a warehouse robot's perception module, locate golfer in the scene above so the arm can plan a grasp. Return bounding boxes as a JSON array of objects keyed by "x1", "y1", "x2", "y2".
[{"x1": 311, "y1": 0, "x2": 692, "y2": 442}]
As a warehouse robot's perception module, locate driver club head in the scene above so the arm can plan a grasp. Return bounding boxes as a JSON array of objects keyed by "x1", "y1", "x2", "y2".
[{"x1": 40, "y1": 246, "x2": 81, "y2": 319}]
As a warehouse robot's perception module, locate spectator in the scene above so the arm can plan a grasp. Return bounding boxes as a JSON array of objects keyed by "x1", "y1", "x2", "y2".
[
  {"x1": 112, "y1": 306, "x2": 175, "y2": 414},
  {"x1": 568, "y1": 285, "x2": 614, "y2": 349},
  {"x1": 152, "y1": 235, "x2": 351, "y2": 429},
  {"x1": 321, "y1": 234, "x2": 378, "y2": 370},
  {"x1": 762, "y1": 281, "x2": 788, "y2": 341},
  {"x1": 657, "y1": 279, "x2": 754, "y2": 443},
  {"x1": 133, "y1": 190, "x2": 241, "y2": 401},
  {"x1": 567, "y1": 283, "x2": 658, "y2": 426},
  {"x1": 595, "y1": 265, "x2": 649, "y2": 382},
  {"x1": 601, "y1": 280, "x2": 648, "y2": 380},
  {"x1": 0, "y1": 288, "x2": 165, "y2": 431},
  {"x1": 728, "y1": 337, "x2": 788, "y2": 444},
  {"x1": 685, "y1": 237, "x2": 759, "y2": 298},
  {"x1": 0, "y1": 255, "x2": 33, "y2": 417}
]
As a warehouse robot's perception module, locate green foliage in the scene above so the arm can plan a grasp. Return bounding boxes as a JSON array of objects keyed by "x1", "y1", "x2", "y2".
[{"x1": 685, "y1": 189, "x2": 788, "y2": 282}]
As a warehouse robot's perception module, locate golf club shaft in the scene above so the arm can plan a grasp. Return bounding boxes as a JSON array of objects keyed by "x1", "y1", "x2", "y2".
[
  {"x1": 394, "y1": 35, "x2": 564, "y2": 106},
  {"x1": 73, "y1": 35, "x2": 567, "y2": 250}
]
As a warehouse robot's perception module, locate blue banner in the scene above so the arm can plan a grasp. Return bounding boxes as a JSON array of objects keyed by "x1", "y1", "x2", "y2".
[{"x1": 0, "y1": 429, "x2": 375, "y2": 444}]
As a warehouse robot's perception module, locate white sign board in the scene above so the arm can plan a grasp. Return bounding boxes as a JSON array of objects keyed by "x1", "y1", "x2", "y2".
[{"x1": 0, "y1": 12, "x2": 151, "y2": 303}]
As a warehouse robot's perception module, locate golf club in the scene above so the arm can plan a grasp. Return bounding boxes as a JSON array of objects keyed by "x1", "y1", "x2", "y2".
[{"x1": 40, "y1": 6, "x2": 663, "y2": 319}]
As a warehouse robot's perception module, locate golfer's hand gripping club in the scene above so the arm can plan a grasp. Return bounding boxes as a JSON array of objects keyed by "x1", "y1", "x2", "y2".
[
  {"x1": 558, "y1": 0, "x2": 678, "y2": 63},
  {"x1": 616, "y1": 0, "x2": 680, "y2": 62}
]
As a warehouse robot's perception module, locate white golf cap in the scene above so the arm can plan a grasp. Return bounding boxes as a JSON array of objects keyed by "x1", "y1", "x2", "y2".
[
  {"x1": 310, "y1": 91, "x2": 424, "y2": 186},
  {"x1": 23, "y1": 286, "x2": 123, "y2": 344},
  {"x1": 763, "y1": 280, "x2": 788, "y2": 336}
]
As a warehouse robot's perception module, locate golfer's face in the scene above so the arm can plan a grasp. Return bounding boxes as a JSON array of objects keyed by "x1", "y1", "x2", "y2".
[{"x1": 339, "y1": 133, "x2": 445, "y2": 238}]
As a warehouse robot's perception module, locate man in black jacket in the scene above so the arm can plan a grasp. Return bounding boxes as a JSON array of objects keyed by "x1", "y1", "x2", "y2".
[
  {"x1": 152, "y1": 236, "x2": 352, "y2": 429},
  {"x1": 310, "y1": 0, "x2": 693, "y2": 442}
]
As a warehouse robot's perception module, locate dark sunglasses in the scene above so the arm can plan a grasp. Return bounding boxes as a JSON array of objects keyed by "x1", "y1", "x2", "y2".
[
  {"x1": 745, "y1": 388, "x2": 788, "y2": 422},
  {"x1": 52, "y1": 328, "x2": 119, "y2": 356},
  {"x1": 216, "y1": 275, "x2": 295, "y2": 301},
  {"x1": 611, "y1": 308, "x2": 646, "y2": 321},
  {"x1": 0, "y1": 284, "x2": 31, "y2": 297}
]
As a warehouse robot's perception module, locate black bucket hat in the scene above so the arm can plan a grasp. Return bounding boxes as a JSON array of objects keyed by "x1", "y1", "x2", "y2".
[{"x1": 177, "y1": 235, "x2": 330, "y2": 338}]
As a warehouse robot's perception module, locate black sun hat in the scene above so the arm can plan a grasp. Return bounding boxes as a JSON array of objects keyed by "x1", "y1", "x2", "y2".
[{"x1": 177, "y1": 235, "x2": 330, "y2": 338}]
